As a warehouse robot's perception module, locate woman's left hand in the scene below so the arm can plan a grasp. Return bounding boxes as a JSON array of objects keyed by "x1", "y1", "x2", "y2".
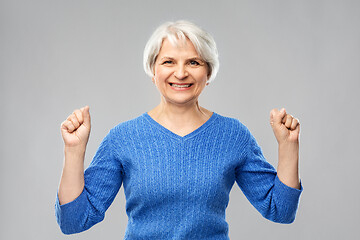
[{"x1": 270, "y1": 108, "x2": 300, "y2": 145}]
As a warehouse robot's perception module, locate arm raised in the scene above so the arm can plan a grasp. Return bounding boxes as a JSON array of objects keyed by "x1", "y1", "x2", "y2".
[
  {"x1": 270, "y1": 108, "x2": 300, "y2": 189},
  {"x1": 58, "y1": 106, "x2": 91, "y2": 205}
]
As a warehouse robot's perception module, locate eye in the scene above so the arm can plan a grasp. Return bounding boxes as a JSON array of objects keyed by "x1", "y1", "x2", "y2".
[
  {"x1": 162, "y1": 60, "x2": 173, "y2": 65},
  {"x1": 189, "y1": 60, "x2": 200, "y2": 66}
]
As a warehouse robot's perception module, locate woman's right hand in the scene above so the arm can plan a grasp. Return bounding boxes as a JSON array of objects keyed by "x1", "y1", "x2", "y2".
[
  {"x1": 60, "y1": 106, "x2": 91, "y2": 148},
  {"x1": 58, "y1": 106, "x2": 90, "y2": 205}
]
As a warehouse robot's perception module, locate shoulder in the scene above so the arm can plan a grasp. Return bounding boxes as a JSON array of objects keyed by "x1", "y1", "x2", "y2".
[
  {"x1": 213, "y1": 113, "x2": 255, "y2": 156},
  {"x1": 101, "y1": 113, "x2": 149, "y2": 153},
  {"x1": 214, "y1": 112, "x2": 250, "y2": 136},
  {"x1": 109, "y1": 113, "x2": 147, "y2": 136}
]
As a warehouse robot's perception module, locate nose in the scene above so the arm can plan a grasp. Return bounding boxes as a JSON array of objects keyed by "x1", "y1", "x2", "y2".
[{"x1": 173, "y1": 65, "x2": 188, "y2": 79}]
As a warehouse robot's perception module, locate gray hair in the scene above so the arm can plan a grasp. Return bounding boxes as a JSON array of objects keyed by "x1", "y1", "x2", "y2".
[{"x1": 143, "y1": 20, "x2": 219, "y2": 83}]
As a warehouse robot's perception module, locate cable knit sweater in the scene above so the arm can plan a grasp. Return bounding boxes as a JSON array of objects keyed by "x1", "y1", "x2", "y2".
[{"x1": 55, "y1": 112, "x2": 303, "y2": 239}]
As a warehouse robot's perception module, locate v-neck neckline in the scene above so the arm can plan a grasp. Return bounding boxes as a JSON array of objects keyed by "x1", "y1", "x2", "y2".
[{"x1": 142, "y1": 112, "x2": 218, "y2": 141}]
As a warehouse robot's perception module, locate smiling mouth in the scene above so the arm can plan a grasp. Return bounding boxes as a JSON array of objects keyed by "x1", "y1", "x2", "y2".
[{"x1": 169, "y1": 83, "x2": 193, "y2": 88}]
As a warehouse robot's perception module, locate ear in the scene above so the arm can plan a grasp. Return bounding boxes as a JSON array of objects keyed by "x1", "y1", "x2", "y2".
[{"x1": 206, "y1": 69, "x2": 212, "y2": 84}]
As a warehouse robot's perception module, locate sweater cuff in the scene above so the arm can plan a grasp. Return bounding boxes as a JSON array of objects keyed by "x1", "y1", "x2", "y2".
[
  {"x1": 274, "y1": 174, "x2": 303, "y2": 203},
  {"x1": 55, "y1": 188, "x2": 88, "y2": 234}
]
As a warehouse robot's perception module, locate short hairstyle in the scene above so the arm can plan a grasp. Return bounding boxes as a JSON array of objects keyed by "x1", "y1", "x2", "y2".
[{"x1": 143, "y1": 20, "x2": 219, "y2": 83}]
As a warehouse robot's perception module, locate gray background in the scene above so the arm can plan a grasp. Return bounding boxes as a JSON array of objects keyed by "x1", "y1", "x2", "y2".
[{"x1": 1, "y1": 0, "x2": 359, "y2": 239}]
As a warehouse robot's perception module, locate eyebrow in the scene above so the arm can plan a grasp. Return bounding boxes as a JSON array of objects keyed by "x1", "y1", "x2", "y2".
[
  {"x1": 159, "y1": 56, "x2": 205, "y2": 62},
  {"x1": 159, "y1": 56, "x2": 175, "y2": 61}
]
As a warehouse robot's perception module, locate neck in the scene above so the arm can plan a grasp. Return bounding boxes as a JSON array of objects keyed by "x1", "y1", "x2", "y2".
[{"x1": 148, "y1": 99, "x2": 212, "y2": 128}]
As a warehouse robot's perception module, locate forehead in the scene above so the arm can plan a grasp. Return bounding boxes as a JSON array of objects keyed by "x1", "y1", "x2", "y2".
[{"x1": 158, "y1": 37, "x2": 199, "y2": 57}]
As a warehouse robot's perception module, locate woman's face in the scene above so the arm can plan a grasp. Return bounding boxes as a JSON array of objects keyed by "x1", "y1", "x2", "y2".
[{"x1": 153, "y1": 37, "x2": 209, "y2": 107}]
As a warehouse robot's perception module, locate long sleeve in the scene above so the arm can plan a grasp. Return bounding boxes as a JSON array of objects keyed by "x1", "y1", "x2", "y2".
[
  {"x1": 55, "y1": 112, "x2": 303, "y2": 238},
  {"x1": 235, "y1": 129, "x2": 303, "y2": 224},
  {"x1": 55, "y1": 129, "x2": 124, "y2": 234}
]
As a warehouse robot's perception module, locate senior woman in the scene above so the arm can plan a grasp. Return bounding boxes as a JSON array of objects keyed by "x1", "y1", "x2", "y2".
[{"x1": 55, "y1": 20, "x2": 303, "y2": 239}]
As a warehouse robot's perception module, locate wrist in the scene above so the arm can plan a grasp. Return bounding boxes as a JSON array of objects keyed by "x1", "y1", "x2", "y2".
[
  {"x1": 63, "y1": 146, "x2": 86, "y2": 169},
  {"x1": 278, "y1": 140, "x2": 299, "y2": 148},
  {"x1": 64, "y1": 145, "x2": 87, "y2": 156}
]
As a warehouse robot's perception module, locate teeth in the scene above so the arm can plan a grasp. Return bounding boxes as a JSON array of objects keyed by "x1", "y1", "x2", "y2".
[{"x1": 172, "y1": 84, "x2": 191, "y2": 88}]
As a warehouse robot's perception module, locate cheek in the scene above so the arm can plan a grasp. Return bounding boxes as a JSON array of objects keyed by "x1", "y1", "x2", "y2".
[
  {"x1": 195, "y1": 69, "x2": 209, "y2": 82},
  {"x1": 155, "y1": 67, "x2": 172, "y2": 80}
]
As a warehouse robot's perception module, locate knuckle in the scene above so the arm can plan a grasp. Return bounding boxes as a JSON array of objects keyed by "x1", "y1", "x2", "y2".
[
  {"x1": 66, "y1": 120, "x2": 73, "y2": 127},
  {"x1": 74, "y1": 111, "x2": 82, "y2": 121},
  {"x1": 69, "y1": 116, "x2": 79, "y2": 126},
  {"x1": 71, "y1": 114, "x2": 78, "y2": 120}
]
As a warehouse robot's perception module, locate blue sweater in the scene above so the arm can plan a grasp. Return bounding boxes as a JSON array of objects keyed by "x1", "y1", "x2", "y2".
[{"x1": 55, "y1": 112, "x2": 303, "y2": 239}]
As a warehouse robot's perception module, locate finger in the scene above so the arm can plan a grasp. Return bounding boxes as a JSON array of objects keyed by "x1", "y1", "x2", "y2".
[
  {"x1": 280, "y1": 108, "x2": 287, "y2": 124},
  {"x1": 294, "y1": 121, "x2": 300, "y2": 135},
  {"x1": 81, "y1": 106, "x2": 91, "y2": 127},
  {"x1": 270, "y1": 108, "x2": 286, "y2": 126},
  {"x1": 61, "y1": 120, "x2": 76, "y2": 133},
  {"x1": 284, "y1": 114, "x2": 293, "y2": 128},
  {"x1": 67, "y1": 113, "x2": 80, "y2": 129},
  {"x1": 73, "y1": 109, "x2": 84, "y2": 125},
  {"x1": 269, "y1": 108, "x2": 278, "y2": 126},
  {"x1": 290, "y1": 118, "x2": 299, "y2": 130}
]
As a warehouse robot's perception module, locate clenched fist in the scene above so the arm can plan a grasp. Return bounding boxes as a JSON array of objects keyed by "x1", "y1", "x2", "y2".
[
  {"x1": 61, "y1": 106, "x2": 91, "y2": 148},
  {"x1": 270, "y1": 108, "x2": 300, "y2": 145}
]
